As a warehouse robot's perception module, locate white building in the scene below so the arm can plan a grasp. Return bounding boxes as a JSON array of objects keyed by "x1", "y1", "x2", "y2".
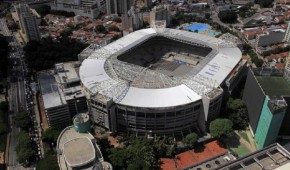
[
  {"x1": 79, "y1": 28, "x2": 242, "y2": 137},
  {"x1": 51, "y1": 0, "x2": 104, "y2": 18}
]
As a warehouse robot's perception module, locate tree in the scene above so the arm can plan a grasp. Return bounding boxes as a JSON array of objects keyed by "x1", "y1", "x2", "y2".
[
  {"x1": 42, "y1": 127, "x2": 61, "y2": 146},
  {"x1": 218, "y1": 10, "x2": 237, "y2": 23},
  {"x1": 24, "y1": 37, "x2": 88, "y2": 72},
  {"x1": 14, "y1": 112, "x2": 29, "y2": 130},
  {"x1": 60, "y1": 28, "x2": 73, "y2": 37},
  {"x1": 0, "y1": 34, "x2": 9, "y2": 77},
  {"x1": 36, "y1": 5, "x2": 51, "y2": 17},
  {"x1": 36, "y1": 151, "x2": 58, "y2": 170},
  {"x1": 112, "y1": 17, "x2": 122, "y2": 23},
  {"x1": 108, "y1": 136, "x2": 157, "y2": 169},
  {"x1": 252, "y1": 57, "x2": 264, "y2": 67},
  {"x1": 184, "y1": 132, "x2": 198, "y2": 148},
  {"x1": 15, "y1": 132, "x2": 36, "y2": 164},
  {"x1": 109, "y1": 148, "x2": 128, "y2": 168},
  {"x1": 205, "y1": 13, "x2": 211, "y2": 20},
  {"x1": 254, "y1": 0, "x2": 274, "y2": 7},
  {"x1": 108, "y1": 26, "x2": 120, "y2": 32},
  {"x1": 95, "y1": 25, "x2": 106, "y2": 33},
  {"x1": 111, "y1": 35, "x2": 120, "y2": 41},
  {"x1": 209, "y1": 119, "x2": 234, "y2": 139},
  {"x1": 226, "y1": 98, "x2": 249, "y2": 130}
]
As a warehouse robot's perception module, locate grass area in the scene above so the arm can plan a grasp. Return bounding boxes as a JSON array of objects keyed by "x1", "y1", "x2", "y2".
[
  {"x1": 230, "y1": 144, "x2": 251, "y2": 158},
  {"x1": 226, "y1": 134, "x2": 251, "y2": 158},
  {"x1": 256, "y1": 76, "x2": 290, "y2": 96},
  {"x1": 238, "y1": 131, "x2": 250, "y2": 144}
]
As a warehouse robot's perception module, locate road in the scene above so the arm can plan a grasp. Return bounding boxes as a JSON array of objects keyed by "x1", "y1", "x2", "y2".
[{"x1": 1, "y1": 17, "x2": 29, "y2": 170}]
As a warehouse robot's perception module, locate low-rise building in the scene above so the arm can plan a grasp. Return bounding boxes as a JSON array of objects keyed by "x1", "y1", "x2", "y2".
[
  {"x1": 38, "y1": 62, "x2": 88, "y2": 127},
  {"x1": 57, "y1": 113, "x2": 112, "y2": 170}
]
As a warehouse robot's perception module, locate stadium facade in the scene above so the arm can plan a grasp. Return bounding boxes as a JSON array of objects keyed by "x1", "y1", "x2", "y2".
[{"x1": 79, "y1": 28, "x2": 242, "y2": 137}]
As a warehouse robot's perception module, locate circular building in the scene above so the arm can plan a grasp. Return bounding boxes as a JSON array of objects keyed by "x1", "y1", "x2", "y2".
[{"x1": 79, "y1": 28, "x2": 242, "y2": 136}]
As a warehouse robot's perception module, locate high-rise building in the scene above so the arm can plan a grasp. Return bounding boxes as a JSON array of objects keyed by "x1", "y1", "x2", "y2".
[
  {"x1": 106, "y1": 0, "x2": 133, "y2": 15},
  {"x1": 150, "y1": 4, "x2": 172, "y2": 26},
  {"x1": 128, "y1": 6, "x2": 144, "y2": 30},
  {"x1": 284, "y1": 21, "x2": 290, "y2": 43},
  {"x1": 51, "y1": 0, "x2": 102, "y2": 18},
  {"x1": 243, "y1": 68, "x2": 290, "y2": 149},
  {"x1": 144, "y1": 0, "x2": 152, "y2": 8},
  {"x1": 14, "y1": 3, "x2": 41, "y2": 42}
]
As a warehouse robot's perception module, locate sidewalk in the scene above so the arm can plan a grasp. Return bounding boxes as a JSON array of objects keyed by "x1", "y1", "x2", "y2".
[
  {"x1": 235, "y1": 130, "x2": 257, "y2": 152},
  {"x1": 33, "y1": 94, "x2": 44, "y2": 157}
]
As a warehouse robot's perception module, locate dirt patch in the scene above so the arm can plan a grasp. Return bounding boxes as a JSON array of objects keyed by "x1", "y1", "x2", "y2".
[{"x1": 38, "y1": 96, "x2": 49, "y2": 130}]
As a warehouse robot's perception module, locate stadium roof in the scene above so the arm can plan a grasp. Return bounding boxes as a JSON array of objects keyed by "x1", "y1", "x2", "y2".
[{"x1": 79, "y1": 28, "x2": 242, "y2": 107}]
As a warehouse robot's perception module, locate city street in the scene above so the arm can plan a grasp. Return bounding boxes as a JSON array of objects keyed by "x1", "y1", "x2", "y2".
[{"x1": 1, "y1": 17, "x2": 36, "y2": 170}]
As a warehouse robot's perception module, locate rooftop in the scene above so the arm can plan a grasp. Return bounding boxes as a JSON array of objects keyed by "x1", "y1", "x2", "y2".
[
  {"x1": 63, "y1": 137, "x2": 95, "y2": 167},
  {"x1": 256, "y1": 76, "x2": 290, "y2": 96},
  {"x1": 79, "y1": 28, "x2": 242, "y2": 106},
  {"x1": 217, "y1": 143, "x2": 290, "y2": 170},
  {"x1": 38, "y1": 71, "x2": 66, "y2": 109},
  {"x1": 160, "y1": 140, "x2": 228, "y2": 170},
  {"x1": 57, "y1": 126, "x2": 104, "y2": 170}
]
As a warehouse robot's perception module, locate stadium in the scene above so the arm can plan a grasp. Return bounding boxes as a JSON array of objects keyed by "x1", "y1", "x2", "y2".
[{"x1": 79, "y1": 28, "x2": 242, "y2": 137}]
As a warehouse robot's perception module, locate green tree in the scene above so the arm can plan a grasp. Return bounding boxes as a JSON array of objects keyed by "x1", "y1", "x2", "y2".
[
  {"x1": 184, "y1": 132, "x2": 198, "y2": 148},
  {"x1": 108, "y1": 26, "x2": 120, "y2": 32},
  {"x1": 97, "y1": 137, "x2": 113, "y2": 160},
  {"x1": 60, "y1": 28, "x2": 73, "y2": 37},
  {"x1": 36, "y1": 151, "x2": 58, "y2": 170},
  {"x1": 226, "y1": 98, "x2": 249, "y2": 130},
  {"x1": 42, "y1": 127, "x2": 61, "y2": 146},
  {"x1": 218, "y1": 10, "x2": 237, "y2": 23},
  {"x1": 15, "y1": 132, "x2": 36, "y2": 164},
  {"x1": 108, "y1": 136, "x2": 157, "y2": 169},
  {"x1": 14, "y1": 112, "x2": 29, "y2": 130},
  {"x1": 0, "y1": 34, "x2": 9, "y2": 77},
  {"x1": 95, "y1": 25, "x2": 106, "y2": 33},
  {"x1": 209, "y1": 119, "x2": 234, "y2": 139},
  {"x1": 112, "y1": 17, "x2": 122, "y2": 23},
  {"x1": 252, "y1": 57, "x2": 264, "y2": 67},
  {"x1": 255, "y1": 0, "x2": 273, "y2": 7},
  {"x1": 36, "y1": 5, "x2": 51, "y2": 17},
  {"x1": 111, "y1": 35, "x2": 120, "y2": 41},
  {"x1": 109, "y1": 148, "x2": 128, "y2": 168}
]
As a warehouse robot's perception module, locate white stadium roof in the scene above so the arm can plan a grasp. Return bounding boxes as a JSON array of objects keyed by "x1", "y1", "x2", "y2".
[{"x1": 79, "y1": 28, "x2": 242, "y2": 108}]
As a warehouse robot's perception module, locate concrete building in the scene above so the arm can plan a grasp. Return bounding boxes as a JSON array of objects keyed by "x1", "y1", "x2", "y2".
[
  {"x1": 150, "y1": 4, "x2": 172, "y2": 26},
  {"x1": 218, "y1": 143, "x2": 290, "y2": 170},
  {"x1": 51, "y1": 0, "x2": 103, "y2": 18},
  {"x1": 284, "y1": 21, "x2": 290, "y2": 43},
  {"x1": 128, "y1": 6, "x2": 144, "y2": 30},
  {"x1": 243, "y1": 68, "x2": 290, "y2": 149},
  {"x1": 255, "y1": 29, "x2": 285, "y2": 48},
  {"x1": 14, "y1": 3, "x2": 41, "y2": 42},
  {"x1": 144, "y1": 0, "x2": 152, "y2": 8},
  {"x1": 57, "y1": 113, "x2": 112, "y2": 170},
  {"x1": 38, "y1": 62, "x2": 88, "y2": 127},
  {"x1": 106, "y1": 0, "x2": 133, "y2": 15}
]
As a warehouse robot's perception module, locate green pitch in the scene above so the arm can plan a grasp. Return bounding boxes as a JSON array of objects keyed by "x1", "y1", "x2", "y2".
[{"x1": 256, "y1": 76, "x2": 290, "y2": 96}]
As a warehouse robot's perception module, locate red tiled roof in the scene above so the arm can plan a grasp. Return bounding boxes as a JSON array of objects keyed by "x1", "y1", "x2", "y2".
[
  {"x1": 242, "y1": 55, "x2": 251, "y2": 61},
  {"x1": 275, "y1": 63, "x2": 285, "y2": 69},
  {"x1": 160, "y1": 140, "x2": 227, "y2": 170},
  {"x1": 160, "y1": 158, "x2": 176, "y2": 170}
]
